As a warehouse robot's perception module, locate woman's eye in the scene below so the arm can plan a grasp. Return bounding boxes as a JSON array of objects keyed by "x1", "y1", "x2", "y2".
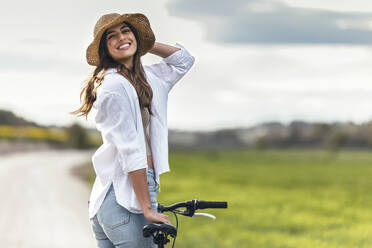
[{"x1": 107, "y1": 29, "x2": 129, "y2": 39}]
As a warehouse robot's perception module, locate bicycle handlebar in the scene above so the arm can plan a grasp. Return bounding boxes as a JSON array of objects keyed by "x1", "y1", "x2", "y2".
[
  {"x1": 158, "y1": 199, "x2": 228, "y2": 215},
  {"x1": 196, "y1": 200, "x2": 227, "y2": 209},
  {"x1": 144, "y1": 199, "x2": 227, "y2": 247}
]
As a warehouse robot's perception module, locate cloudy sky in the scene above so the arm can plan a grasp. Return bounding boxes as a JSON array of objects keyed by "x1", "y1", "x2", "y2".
[{"x1": 1, "y1": 0, "x2": 372, "y2": 131}]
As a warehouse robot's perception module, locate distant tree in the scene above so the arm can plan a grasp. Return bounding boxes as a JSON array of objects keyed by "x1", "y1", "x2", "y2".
[
  {"x1": 288, "y1": 121, "x2": 307, "y2": 144},
  {"x1": 66, "y1": 123, "x2": 90, "y2": 149},
  {"x1": 311, "y1": 123, "x2": 332, "y2": 146},
  {"x1": 254, "y1": 136, "x2": 269, "y2": 150},
  {"x1": 0, "y1": 109, "x2": 38, "y2": 126},
  {"x1": 326, "y1": 132, "x2": 349, "y2": 152}
]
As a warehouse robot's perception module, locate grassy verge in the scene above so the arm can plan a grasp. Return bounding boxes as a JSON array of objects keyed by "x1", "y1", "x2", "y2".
[
  {"x1": 70, "y1": 161, "x2": 96, "y2": 187},
  {"x1": 74, "y1": 148, "x2": 372, "y2": 248}
]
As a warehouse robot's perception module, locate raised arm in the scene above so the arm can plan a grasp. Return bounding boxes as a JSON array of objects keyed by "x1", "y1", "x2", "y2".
[
  {"x1": 145, "y1": 42, "x2": 195, "y2": 93},
  {"x1": 148, "y1": 42, "x2": 181, "y2": 58}
]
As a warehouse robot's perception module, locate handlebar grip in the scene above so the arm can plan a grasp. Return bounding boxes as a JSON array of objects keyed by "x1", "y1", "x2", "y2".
[{"x1": 196, "y1": 201, "x2": 227, "y2": 209}]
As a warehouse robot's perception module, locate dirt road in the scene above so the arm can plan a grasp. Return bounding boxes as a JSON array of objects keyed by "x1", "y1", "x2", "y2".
[{"x1": 0, "y1": 149, "x2": 97, "y2": 247}]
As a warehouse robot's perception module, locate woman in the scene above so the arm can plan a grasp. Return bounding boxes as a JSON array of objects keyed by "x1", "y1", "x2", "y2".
[{"x1": 71, "y1": 13, "x2": 195, "y2": 247}]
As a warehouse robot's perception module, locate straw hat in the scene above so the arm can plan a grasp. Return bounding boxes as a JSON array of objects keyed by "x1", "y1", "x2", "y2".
[{"x1": 86, "y1": 13, "x2": 155, "y2": 66}]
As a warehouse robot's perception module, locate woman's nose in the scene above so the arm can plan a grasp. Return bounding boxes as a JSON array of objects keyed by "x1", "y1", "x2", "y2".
[{"x1": 118, "y1": 32, "x2": 126, "y2": 41}]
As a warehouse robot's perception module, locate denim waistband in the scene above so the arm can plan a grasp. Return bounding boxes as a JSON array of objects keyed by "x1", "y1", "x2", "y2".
[{"x1": 108, "y1": 168, "x2": 156, "y2": 192}]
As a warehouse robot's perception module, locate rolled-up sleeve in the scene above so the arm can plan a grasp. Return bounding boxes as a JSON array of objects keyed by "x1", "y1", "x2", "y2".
[
  {"x1": 145, "y1": 43, "x2": 195, "y2": 93},
  {"x1": 95, "y1": 91, "x2": 147, "y2": 174}
]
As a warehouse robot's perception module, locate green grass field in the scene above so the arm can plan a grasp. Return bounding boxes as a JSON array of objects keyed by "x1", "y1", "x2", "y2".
[{"x1": 82, "y1": 149, "x2": 372, "y2": 247}]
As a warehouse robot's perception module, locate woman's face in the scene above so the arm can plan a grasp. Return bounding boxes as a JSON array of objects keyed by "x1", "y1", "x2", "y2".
[{"x1": 105, "y1": 22, "x2": 137, "y2": 65}]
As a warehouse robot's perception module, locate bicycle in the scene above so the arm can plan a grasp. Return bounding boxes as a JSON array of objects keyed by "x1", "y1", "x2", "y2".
[{"x1": 143, "y1": 199, "x2": 228, "y2": 248}]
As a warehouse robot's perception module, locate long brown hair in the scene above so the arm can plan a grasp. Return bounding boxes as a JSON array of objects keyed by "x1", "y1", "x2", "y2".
[{"x1": 70, "y1": 21, "x2": 153, "y2": 119}]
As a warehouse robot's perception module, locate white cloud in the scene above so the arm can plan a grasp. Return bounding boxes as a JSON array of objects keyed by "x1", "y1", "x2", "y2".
[
  {"x1": 282, "y1": 0, "x2": 372, "y2": 12},
  {"x1": 0, "y1": 0, "x2": 372, "y2": 131},
  {"x1": 167, "y1": 0, "x2": 372, "y2": 45}
]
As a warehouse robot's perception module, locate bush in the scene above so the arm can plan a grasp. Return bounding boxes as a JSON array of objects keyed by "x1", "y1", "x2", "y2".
[{"x1": 66, "y1": 123, "x2": 92, "y2": 149}]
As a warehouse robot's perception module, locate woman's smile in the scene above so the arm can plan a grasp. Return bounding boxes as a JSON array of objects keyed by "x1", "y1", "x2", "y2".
[{"x1": 118, "y1": 43, "x2": 131, "y2": 50}]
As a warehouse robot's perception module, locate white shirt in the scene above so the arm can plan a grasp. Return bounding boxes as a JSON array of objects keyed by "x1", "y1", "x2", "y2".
[{"x1": 88, "y1": 43, "x2": 195, "y2": 218}]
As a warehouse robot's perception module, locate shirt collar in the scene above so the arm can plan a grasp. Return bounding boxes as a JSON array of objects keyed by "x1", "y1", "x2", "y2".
[{"x1": 104, "y1": 68, "x2": 118, "y2": 76}]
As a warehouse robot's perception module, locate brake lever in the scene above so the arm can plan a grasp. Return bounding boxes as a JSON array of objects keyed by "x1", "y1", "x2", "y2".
[{"x1": 192, "y1": 213, "x2": 216, "y2": 220}]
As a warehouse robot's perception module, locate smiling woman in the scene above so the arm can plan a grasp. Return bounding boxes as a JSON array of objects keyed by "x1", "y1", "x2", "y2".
[
  {"x1": 70, "y1": 12, "x2": 195, "y2": 248},
  {"x1": 105, "y1": 23, "x2": 138, "y2": 70}
]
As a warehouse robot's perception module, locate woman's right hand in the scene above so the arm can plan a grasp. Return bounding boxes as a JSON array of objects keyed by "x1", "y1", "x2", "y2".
[{"x1": 144, "y1": 209, "x2": 171, "y2": 224}]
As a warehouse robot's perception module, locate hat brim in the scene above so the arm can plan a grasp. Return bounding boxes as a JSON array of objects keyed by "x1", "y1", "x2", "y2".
[{"x1": 86, "y1": 13, "x2": 155, "y2": 66}]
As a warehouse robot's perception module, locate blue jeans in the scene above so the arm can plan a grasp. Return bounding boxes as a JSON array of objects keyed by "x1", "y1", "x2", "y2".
[{"x1": 90, "y1": 168, "x2": 159, "y2": 248}]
